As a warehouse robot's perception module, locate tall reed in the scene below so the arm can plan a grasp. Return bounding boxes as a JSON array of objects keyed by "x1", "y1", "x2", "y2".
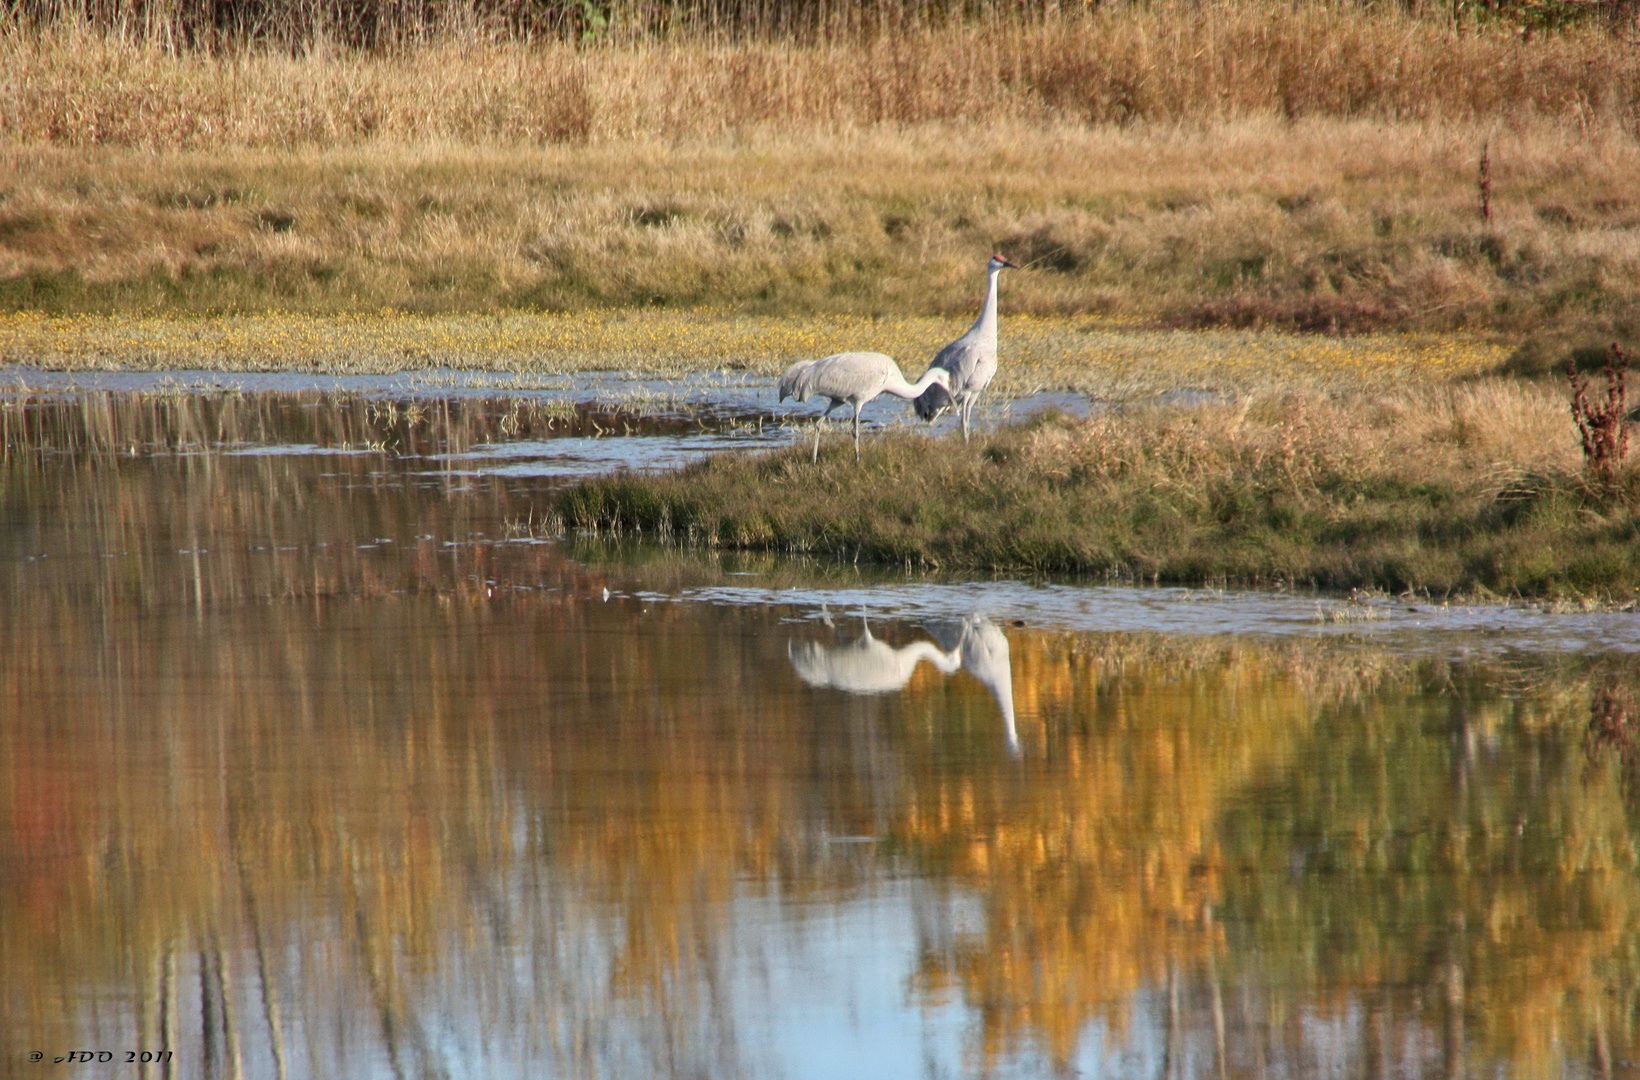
[{"x1": 3, "y1": 3, "x2": 1637, "y2": 148}]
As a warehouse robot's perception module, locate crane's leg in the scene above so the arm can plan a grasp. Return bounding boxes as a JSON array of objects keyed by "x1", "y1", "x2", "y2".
[
  {"x1": 852, "y1": 407, "x2": 862, "y2": 462},
  {"x1": 813, "y1": 399, "x2": 844, "y2": 463},
  {"x1": 960, "y1": 398, "x2": 971, "y2": 443}
]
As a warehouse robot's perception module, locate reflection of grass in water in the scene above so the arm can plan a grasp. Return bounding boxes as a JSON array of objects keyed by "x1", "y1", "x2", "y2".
[
  {"x1": 0, "y1": 385, "x2": 739, "y2": 469},
  {"x1": 6, "y1": 384, "x2": 1639, "y2": 1071},
  {"x1": 0, "y1": 310, "x2": 1508, "y2": 397},
  {"x1": 6, "y1": 422, "x2": 1640, "y2": 1074}
]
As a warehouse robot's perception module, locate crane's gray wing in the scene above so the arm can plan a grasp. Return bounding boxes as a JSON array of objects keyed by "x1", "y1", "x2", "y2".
[
  {"x1": 921, "y1": 618, "x2": 966, "y2": 653},
  {"x1": 913, "y1": 336, "x2": 986, "y2": 421},
  {"x1": 778, "y1": 359, "x2": 817, "y2": 402},
  {"x1": 932, "y1": 335, "x2": 989, "y2": 392}
]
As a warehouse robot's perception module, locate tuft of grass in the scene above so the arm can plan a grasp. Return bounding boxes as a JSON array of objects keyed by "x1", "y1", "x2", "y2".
[{"x1": 557, "y1": 383, "x2": 1640, "y2": 597}]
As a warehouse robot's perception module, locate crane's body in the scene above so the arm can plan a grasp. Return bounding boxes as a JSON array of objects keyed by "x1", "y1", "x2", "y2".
[
  {"x1": 788, "y1": 620, "x2": 961, "y2": 694},
  {"x1": 778, "y1": 351, "x2": 950, "y2": 461},
  {"x1": 914, "y1": 255, "x2": 1017, "y2": 441}
]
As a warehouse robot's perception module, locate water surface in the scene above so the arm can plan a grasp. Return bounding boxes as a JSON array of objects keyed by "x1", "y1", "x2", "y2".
[{"x1": 4, "y1": 388, "x2": 1639, "y2": 1079}]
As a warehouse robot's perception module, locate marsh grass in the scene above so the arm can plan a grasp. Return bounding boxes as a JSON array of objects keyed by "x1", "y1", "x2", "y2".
[
  {"x1": 3, "y1": 124, "x2": 1638, "y2": 343},
  {"x1": 3, "y1": 7, "x2": 1640, "y2": 339},
  {"x1": 558, "y1": 381, "x2": 1640, "y2": 597},
  {"x1": 6, "y1": 7, "x2": 1637, "y2": 147},
  {"x1": 0, "y1": 387, "x2": 604, "y2": 456}
]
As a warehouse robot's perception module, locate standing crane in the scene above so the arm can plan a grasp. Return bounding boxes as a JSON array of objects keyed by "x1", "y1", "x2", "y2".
[
  {"x1": 778, "y1": 351, "x2": 951, "y2": 462},
  {"x1": 913, "y1": 254, "x2": 1018, "y2": 442}
]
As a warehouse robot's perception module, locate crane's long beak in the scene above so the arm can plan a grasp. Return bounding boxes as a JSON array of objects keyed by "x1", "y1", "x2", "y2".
[{"x1": 996, "y1": 256, "x2": 1020, "y2": 269}]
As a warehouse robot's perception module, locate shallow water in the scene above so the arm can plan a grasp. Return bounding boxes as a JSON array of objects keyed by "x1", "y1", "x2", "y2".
[{"x1": 4, "y1": 385, "x2": 1640, "y2": 1079}]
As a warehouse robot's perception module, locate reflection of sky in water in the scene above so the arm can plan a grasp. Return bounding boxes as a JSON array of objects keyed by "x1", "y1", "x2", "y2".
[
  {"x1": 682, "y1": 580, "x2": 1640, "y2": 658},
  {"x1": 221, "y1": 444, "x2": 376, "y2": 457},
  {"x1": 429, "y1": 433, "x2": 788, "y2": 477},
  {"x1": 0, "y1": 366, "x2": 1094, "y2": 471},
  {"x1": 0, "y1": 365, "x2": 1093, "y2": 414},
  {"x1": 748, "y1": 889, "x2": 1225, "y2": 1080},
  {"x1": 743, "y1": 890, "x2": 978, "y2": 1080}
]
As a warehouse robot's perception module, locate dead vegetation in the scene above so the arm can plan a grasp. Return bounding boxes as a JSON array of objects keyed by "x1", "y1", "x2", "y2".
[
  {"x1": 0, "y1": 4, "x2": 1636, "y2": 343},
  {"x1": 1570, "y1": 342, "x2": 1632, "y2": 485},
  {"x1": 5, "y1": 5, "x2": 1638, "y2": 146},
  {"x1": 1, "y1": 121, "x2": 1637, "y2": 341}
]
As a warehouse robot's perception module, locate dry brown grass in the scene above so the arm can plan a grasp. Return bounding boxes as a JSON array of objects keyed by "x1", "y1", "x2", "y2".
[
  {"x1": 1020, "y1": 378, "x2": 1583, "y2": 504},
  {"x1": 4, "y1": 7, "x2": 1637, "y2": 147},
  {"x1": 2, "y1": 4, "x2": 1639, "y2": 343},
  {"x1": 0, "y1": 310, "x2": 1512, "y2": 399},
  {"x1": 2, "y1": 121, "x2": 1638, "y2": 341}
]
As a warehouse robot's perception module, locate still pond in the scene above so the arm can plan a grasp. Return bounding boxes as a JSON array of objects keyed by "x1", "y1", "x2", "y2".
[{"x1": 4, "y1": 373, "x2": 1640, "y2": 1079}]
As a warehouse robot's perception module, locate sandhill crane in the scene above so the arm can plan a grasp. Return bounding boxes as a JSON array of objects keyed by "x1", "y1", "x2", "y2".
[
  {"x1": 778, "y1": 350, "x2": 951, "y2": 462},
  {"x1": 913, "y1": 254, "x2": 1018, "y2": 442}
]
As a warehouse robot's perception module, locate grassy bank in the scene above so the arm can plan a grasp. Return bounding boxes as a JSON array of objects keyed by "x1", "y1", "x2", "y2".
[
  {"x1": 556, "y1": 382, "x2": 1640, "y2": 598},
  {"x1": 1, "y1": 7, "x2": 1639, "y2": 347}
]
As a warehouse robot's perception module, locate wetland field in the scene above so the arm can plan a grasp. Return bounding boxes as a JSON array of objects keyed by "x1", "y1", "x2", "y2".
[{"x1": 6, "y1": 1, "x2": 1640, "y2": 1076}]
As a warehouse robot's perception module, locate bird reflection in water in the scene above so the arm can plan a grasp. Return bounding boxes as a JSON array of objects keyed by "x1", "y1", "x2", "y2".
[{"x1": 788, "y1": 612, "x2": 1018, "y2": 754}]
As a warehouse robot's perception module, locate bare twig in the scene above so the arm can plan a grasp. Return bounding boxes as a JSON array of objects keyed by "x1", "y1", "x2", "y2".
[{"x1": 1478, "y1": 138, "x2": 1492, "y2": 224}]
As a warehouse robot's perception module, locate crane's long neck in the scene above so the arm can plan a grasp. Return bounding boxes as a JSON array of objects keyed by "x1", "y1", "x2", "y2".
[
  {"x1": 901, "y1": 640, "x2": 963, "y2": 675},
  {"x1": 967, "y1": 267, "x2": 1002, "y2": 346},
  {"x1": 883, "y1": 368, "x2": 951, "y2": 400}
]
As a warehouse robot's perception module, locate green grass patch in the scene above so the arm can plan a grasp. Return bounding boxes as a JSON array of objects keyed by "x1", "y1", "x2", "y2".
[{"x1": 554, "y1": 402, "x2": 1640, "y2": 600}]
